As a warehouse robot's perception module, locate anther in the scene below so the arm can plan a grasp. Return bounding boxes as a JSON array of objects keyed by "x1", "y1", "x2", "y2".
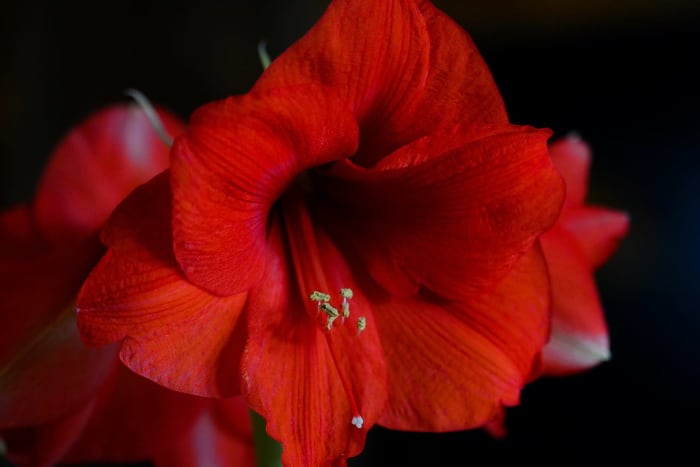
[
  {"x1": 310, "y1": 291, "x2": 331, "y2": 303},
  {"x1": 320, "y1": 303, "x2": 339, "y2": 330},
  {"x1": 356, "y1": 316, "x2": 366, "y2": 335}
]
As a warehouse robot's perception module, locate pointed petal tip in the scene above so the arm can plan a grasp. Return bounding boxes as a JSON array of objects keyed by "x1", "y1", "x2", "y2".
[{"x1": 542, "y1": 331, "x2": 611, "y2": 376}]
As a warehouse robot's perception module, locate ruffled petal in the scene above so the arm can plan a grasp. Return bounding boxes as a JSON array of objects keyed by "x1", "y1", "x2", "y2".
[
  {"x1": 76, "y1": 173, "x2": 246, "y2": 397},
  {"x1": 256, "y1": 0, "x2": 506, "y2": 163},
  {"x1": 561, "y1": 207, "x2": 630, "y2": 268},
  {"x1": 317, "y1": 124, "x2": 564, "y2": 302},
  {"x1": 376, "y1": 245, "x2": 550, "y2": 431},
  {"x1": 242, "y1": 221, "x2": 387, "y2": 467},
  {"x1": 171, "y1": 85, "x2": 359, "y2": 296},
  {"x1": 540, "y1": 228, "x2": 611, "y2": 375},
  {"x1": 32, "y1": 104, "x2": 184, "y2": 244}
]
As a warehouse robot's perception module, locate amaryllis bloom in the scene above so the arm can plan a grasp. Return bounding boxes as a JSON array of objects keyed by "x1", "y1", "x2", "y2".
[
  {"x1": 77, "y1": 1, "x2": 565, "y2": 465},
  {"x1": 540, "y1": 136, "x2": 629, "y2": 375},
  {"x1": 0, "y1": 104, "x2": 254, "y2": 466}
]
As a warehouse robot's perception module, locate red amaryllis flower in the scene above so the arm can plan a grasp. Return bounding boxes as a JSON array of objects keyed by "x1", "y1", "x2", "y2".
[
  {"x1": 0, "y1": 104, "x2": 254, "y2": 466},
  {"x1": 77, "y1": 1, "x2": 565, "y2": 465},
  {"x1": 540, "y1": 136, "x2": 629, "y2": 375}
]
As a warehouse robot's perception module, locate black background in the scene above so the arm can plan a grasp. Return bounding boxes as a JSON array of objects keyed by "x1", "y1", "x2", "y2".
[{"x1": 1, "y1": 1, "x2": 699, "y2": 465}]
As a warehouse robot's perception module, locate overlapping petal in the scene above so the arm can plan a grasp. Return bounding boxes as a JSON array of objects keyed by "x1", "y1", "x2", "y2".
[
  {"x1": 317, "y1": 124, "x2": 564, "y2": 301},
  {"x1": 256, "y1": 0, "x2": 507, "y2": 163},
  {"x1": 171, "y1": 85, "x2": 359, "y2": 297},
  {"x1": 77, "y1": 173, "x2": 247, "y2": 397},
  {"x1": 375, "y1": 245, "x2": 550, "y2": 430}
]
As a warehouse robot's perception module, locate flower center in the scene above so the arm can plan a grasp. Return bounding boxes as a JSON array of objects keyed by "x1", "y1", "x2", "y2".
[{"x1": 281, "y1": 190, "x2": 366, "y2": 429}]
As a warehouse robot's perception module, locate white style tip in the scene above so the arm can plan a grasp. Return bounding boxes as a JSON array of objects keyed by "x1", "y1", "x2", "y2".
[{"x1": 351, "y1": 415, "x2": 364, "y2": 429}]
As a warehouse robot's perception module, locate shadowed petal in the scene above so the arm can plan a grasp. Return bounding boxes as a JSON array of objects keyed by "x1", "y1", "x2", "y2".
[
  {"x1": 171, "y1": 86, "x2": 359, "y2": 297},
  {"x1": 319, "y1": 124, "x2": 564, "y2": 302}
]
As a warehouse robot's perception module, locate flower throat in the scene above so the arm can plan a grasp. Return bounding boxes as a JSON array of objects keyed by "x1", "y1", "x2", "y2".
[{"x1": 281, "y1": 190, "x2": 366, "y2": 430}]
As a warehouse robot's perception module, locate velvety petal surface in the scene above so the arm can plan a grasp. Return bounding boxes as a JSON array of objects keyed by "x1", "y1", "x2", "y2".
[
  {"x1": 33, "y1": 104, "x2": 184, "y2": 244},
  {"x1": 171, "y1": 85, "x2": 359, "y2": 296},
  {"x1": 317, "y1": 124, "x2": 564, "y2": 302},
  {"x1": 242, "y1": 220, "x2": 387, "y2": 467},
  {"x1": 375, "y1": 245, "x2": 551, "y2": 430},
  {"x1": 77, "y1": 173, "x2": 247, "y2": 397},
  {"x1": 540, "y1": 228, "x2": 611, "y2": 375},
  {"x1": 255, "y1": 0, "x2": 507, "y2": 163}
]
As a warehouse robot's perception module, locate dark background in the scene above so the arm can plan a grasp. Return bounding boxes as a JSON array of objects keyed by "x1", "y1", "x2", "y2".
[{"x1": 1, "y1": 1, "x2": 699, "y2": 465}]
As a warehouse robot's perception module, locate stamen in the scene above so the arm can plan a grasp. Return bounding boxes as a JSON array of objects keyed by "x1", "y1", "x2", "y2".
[
  {"x1": 340, "y1": 288, "x2": 353, "y2": 322},
  {"x1": 124, "y1": 88, "x2": 173, "y2": 147},
  {"x1": 310, "y1": 291, "x2": 331, "y2": 303},
  {"x1": 320, "y1": 302, "x2": 339, "y2": 330},
  {"x1": 356, "y1": 316, "x2": 367, "y2": 335}
]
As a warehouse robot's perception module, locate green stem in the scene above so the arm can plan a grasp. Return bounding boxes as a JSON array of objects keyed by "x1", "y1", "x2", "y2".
[{"x1": 250, "y1": 409, "x2": 283, "y2": 467}]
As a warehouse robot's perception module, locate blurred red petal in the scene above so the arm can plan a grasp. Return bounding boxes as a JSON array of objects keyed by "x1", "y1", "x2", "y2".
[
  {"x1": 33, "y1": 104, "x2": 184, "y2": 244},
  {"x1": 540, "y1": 226, "x2": 611, "y2": 375},
  {"x1": 549, "y1": 135, "x2": 591, "y2": 208},
  {"x1": 563, "y1": 207, "x2": 630, "y2": 268}
]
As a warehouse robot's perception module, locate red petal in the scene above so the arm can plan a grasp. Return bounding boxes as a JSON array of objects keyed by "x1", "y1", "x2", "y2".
[
  {"x1": 76, "y1": 173, "x2": 246, "y2": 397},
  {"x1": 549, "y1": 135, "x2": 591, "y2": 208},
  {"x1": 561, "y1": 207, "x2": 630, "y2": 268},
  {"x1": 256, "y1": 0, "x2": 506, "y2": 163},
  {"x1": 2, "y1": 396, "x2": 97, "y2": 467},
  {"x1": 319, "y1": 124, "x2": 564, "y2": 302},
  {"x1": 61, "y1": 365, "x2": 203, "y2": 464},
  {"x1": 0, "y1": 308, "x2": 118, "y2": 429},
  {"x1": 0, "y1": 205, "x2": 117, "y2": 428},
  {"x1": 171, "y1": 85, "x2": 359, "y2": 296},
  {"x1": 32, "y1": 104, "x2": 184, "y2": 244},
  {"x1": 156, "y1": 397, "x2": 255, "y2": 467},
  {"x1": 242, "y1": 220, "x2": 387, "y2": 466},
  {"x1": 540, "y1": 227, "x2": 611, "y2": 375},
  {"x1": 376, "y1": 245, "x2": 550, "y2": 430}
]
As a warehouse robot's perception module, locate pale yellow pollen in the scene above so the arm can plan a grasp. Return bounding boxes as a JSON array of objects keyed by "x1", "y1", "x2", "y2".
[
  {"x1": 310, "y1": 291, "x2": 331, "y2": 302},
  {"x1": 320, "y1": 302, "x2": 339, "y2": 330},
  {"x1": 356, "y1": 316, "x2": 367, "y2": 335},
  {"x1": 340, "y1": 288, "x2": 354, "y2": 299}
]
